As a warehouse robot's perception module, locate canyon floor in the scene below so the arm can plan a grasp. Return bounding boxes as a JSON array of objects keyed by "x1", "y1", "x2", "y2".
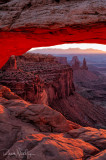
[
  {"x1": 0, "y1": 53, "x2": 106, "y2": 160},
  {"x1": 74, "y1": 66, "x2": 106, "y2": 108}
]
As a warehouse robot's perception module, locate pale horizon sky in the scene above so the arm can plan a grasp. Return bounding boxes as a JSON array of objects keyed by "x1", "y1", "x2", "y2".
[{"x1": 29, "y1": 43, "x2": 106, "y2": 54}]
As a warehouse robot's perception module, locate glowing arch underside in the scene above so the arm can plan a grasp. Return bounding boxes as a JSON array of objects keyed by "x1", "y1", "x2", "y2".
[{"x1": 0, "y1": 0, "x2": 106, "y2": 68}]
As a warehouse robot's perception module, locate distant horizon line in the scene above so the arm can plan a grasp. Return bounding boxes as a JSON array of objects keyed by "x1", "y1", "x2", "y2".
[{"x1": 28, "y1": 51, "x2": 106, "y2": 55}]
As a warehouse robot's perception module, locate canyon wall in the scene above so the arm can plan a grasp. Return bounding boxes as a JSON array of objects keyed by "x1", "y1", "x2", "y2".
[
  {"x1": 0, "y1": 54, "x2": 75, "y2": 105},
  {"x1": 0, "y1": 53, "x2": 106, "y2": 129}
]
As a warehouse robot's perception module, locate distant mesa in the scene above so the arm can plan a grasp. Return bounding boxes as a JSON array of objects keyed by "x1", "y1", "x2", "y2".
[
  {"x1": 70, "y1": 56, "x2": 80, "y2": 66},
  {"x1": 81, "y1": 58, "x2": 88, "y2": 70},
  {"x1": 70, "y1": 56, "x2": 81, "y2": 70},
  {"x1": 70, "y1": 56, "x2": 88, "y2": 70},
  {"x1": 70, "y1": 56, "x2": 98, "y2": 83}
]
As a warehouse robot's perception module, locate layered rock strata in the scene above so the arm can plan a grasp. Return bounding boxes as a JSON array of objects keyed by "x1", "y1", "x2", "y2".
[
  {"x1": 0, "y1": 54, "x2": 75, "y2": 105},
  {"x1": 0, "y1": 54, "x2": 106, "y2": 129}
]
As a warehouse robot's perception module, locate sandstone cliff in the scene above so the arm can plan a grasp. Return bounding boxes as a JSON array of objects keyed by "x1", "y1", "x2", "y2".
[{"x1": 0, "y1": 54, "x2": 75, "y2": 105}]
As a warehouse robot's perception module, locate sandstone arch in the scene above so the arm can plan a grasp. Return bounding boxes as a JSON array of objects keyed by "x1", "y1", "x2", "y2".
[{"x1": 0, "y1": 0, "x2": 106, "y2": 68}]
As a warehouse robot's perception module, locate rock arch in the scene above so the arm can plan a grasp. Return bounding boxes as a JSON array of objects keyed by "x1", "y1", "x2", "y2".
[{"x1": 0, "y1": 0, "x2": 105, "y2": 68}]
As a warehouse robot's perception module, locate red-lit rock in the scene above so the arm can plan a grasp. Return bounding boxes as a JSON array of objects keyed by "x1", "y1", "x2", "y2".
[
  {"x1": 0, "y1": 85, "x2": 21, "y2": 100},
  {"x1": 68, "y1": 127, "x2": 106, "y2": 149},
  {"x1": 0, "y1": 0, "x2": 106, "y2": 68},
  {"x1": 88, "y1": 150, "x2": 106, "y2": 160},
  {"x1": 0, "y1": 86, "x2": 80, "y2": 133}
]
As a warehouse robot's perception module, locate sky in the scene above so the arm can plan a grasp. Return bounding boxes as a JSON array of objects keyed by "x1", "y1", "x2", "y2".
[{"x1": 29, "y1": 43, "x2": 106, "y2": 54}]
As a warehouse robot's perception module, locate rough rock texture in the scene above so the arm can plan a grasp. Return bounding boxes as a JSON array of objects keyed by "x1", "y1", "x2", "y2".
[
  {"x1": 0, "y1": 87, "x2": 79, "y2": 134},
  {"x1": 51, "y1": 92, "x2": 106, "y2": 129},
  {"x1": 0, "y1": 0, "x2": 106, "y2": 68},
  {"x1": 0, "y1": 86, "x2": 106, "y2": 160},
  {"x1": 0, "y1": 0, "x2": 106, "y2": 31},
  {"x1": 0, "y1": 53, "x2": 75, "y2": 104},
  {"x1": 0, "y1": 54, "x2": 106, "y2": 129},
  {"x1": 0, "y1": 85, "x2": 21, "y2": 100},
  {"x1": 16, "y1": 53, "x2": 57, "y2": 63}
]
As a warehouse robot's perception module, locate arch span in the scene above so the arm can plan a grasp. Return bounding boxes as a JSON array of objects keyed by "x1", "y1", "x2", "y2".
[{"x1": 0, "y1": 0, "x2": 106, "y2": 68}]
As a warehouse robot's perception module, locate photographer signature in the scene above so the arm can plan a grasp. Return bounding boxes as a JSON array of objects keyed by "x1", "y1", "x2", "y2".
[{"x1": 3, "y1": 147, "x2": 35, "y2": 158}]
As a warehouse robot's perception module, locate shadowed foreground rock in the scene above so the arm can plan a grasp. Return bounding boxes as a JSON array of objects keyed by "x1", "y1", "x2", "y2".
[
  {"x1": 0, "y1": 86, "x2": 79, "y2": 133},
  {"x1": 0, "y1": 86, "x2": 106, "y2": 160}
]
